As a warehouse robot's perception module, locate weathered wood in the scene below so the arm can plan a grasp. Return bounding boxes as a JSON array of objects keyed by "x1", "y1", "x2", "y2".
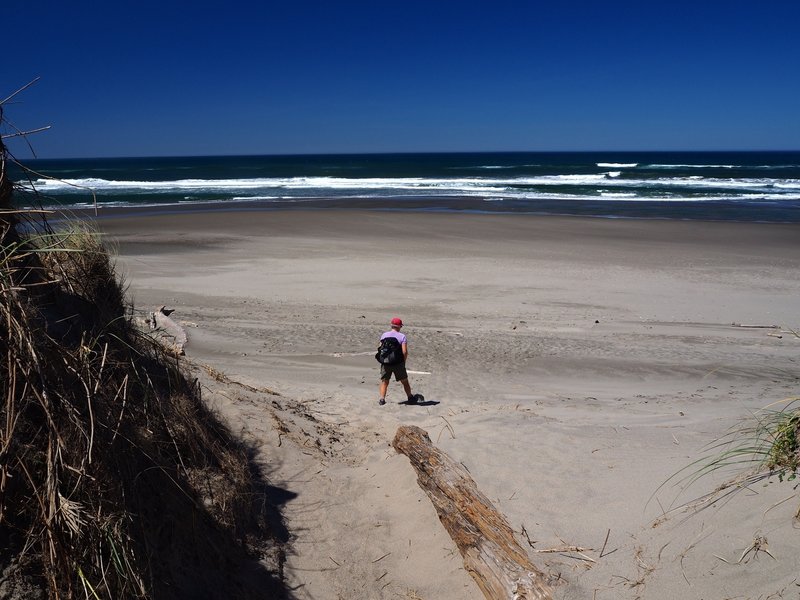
[
  {"x1": 150, "y1": 306, "x2": 187, "y2": 355},
  {"x1": 392, "y1": 425, "x2": 553, "y2": 600}
]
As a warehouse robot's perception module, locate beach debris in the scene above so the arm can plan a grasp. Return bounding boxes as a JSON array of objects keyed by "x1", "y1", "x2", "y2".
[
  {"x1": 436, "y1": 415, "x2": 456, "y2": 442},
  {"x1": 532, "y1": 545, "x2": 595, "y2": 561},
  {"x1": 737, "y1": 535, "x2": 775, "y2": 563},
  {"x1": 149, "y1": 305, "x2": 187, "y2": 355},
  {"x1": 393, "y1": 425, "x2": 553, "y2": 600},
  {"x1": 731, "y1": 322, "x2": 780, "y2": 329},
  {"x1": 520, "y1": 525, "x2": 537, "y2": 547},
  {"x1": 599, "y1": 529, "x2": 614, "y2": 558}
]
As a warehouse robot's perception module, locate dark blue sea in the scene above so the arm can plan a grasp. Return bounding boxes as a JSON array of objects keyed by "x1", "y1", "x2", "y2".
[{"x1": 11, "y1": 151, "x2": 800, "y2": 222}]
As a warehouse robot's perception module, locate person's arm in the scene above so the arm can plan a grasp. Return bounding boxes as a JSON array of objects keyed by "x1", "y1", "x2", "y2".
[{"x1": 402, "y1": 342, "x2": 408, "y2": 362}]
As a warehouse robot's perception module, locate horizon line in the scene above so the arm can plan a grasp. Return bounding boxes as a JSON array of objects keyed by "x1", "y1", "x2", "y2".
[{"x1": 21, "y1": 148, "x2": 800, "y2": 162}]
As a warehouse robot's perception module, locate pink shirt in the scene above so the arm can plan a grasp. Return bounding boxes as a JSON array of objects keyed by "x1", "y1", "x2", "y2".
[{"x1": 380, "y1": 330, "x2": 407, "y2": 345}]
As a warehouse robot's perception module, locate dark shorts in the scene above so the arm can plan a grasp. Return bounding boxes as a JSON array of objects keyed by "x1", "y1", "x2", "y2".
[{"x1": 380, "y1": 362, "x2": 408, "y2": 382}]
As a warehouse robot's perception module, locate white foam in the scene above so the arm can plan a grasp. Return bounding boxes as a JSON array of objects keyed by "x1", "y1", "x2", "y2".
[
  {"x1": 774, "y1": 181, "x2": 800, "y2": 189},
  {"x1": 21, "y1": 174, "x2": 800, "y2": 210},
  {"x1": 453, "y1": 164, "x2": 541, "y2": 169},
  {"x1": 511, "y1": 174, "x2": 612, "y2": 185},
  {"x1": 655, "y1": 177, "x2": 800, "y2": 190},
  {"x1": 230, "y1": 195, "x2": 280, "y2": 201},
  {"x1": 645, "y1": 164, "x2": 738, "y2": 169},
  {"x1": 30, "y1": 173, "x2": 799, "y2": 192},
  {"x1": 597, "y1": 162, "x2": 638, "y2": 168}
]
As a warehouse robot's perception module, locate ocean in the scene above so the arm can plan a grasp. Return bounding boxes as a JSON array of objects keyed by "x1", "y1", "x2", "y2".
[{"x1": 11, "y1": 151, "x2": 800, "y2": 222}]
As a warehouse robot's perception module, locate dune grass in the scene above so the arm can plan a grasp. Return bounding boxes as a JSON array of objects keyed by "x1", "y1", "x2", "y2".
[
  {"x1": 1, "y1": 108, "x2": 285, "y2": 599},
  {"x1": 658, "y1": 397, "x2": 800, "y2": 519}
]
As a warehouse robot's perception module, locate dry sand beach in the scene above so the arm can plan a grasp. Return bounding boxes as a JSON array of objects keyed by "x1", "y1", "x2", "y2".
[{"x1": 97, "y1": 209, "x2": 800, "y2": 599}]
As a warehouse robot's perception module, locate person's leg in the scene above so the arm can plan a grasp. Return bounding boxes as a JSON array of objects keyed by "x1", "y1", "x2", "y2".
[
  {"x1": 379, "y1": 378, "x2": 389, "y2": 400},
  {"x1": 378, "y1": 365, "x2": 390, "y2": 405},
  {"x1": 400, "y1": 378, "x2": 414, "y2": 401}
]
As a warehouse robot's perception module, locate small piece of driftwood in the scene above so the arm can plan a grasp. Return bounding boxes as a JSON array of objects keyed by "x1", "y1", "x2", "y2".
[
  {"x1": 150, "y1": 306, "x2": 187, "y2": 355},
  {"x1": 392, "y1": 425, "x2": 553, "y2": 600}
]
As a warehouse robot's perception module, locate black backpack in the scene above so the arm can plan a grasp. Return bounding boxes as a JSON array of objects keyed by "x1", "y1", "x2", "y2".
[{"x1": 375, "y1": 336, "x2": 403, "y2": 365}]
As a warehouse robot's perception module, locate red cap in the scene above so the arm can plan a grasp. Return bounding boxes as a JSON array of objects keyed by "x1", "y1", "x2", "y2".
[{"x1": 391, "y1": 317, "x2": 403, "y2": 328}]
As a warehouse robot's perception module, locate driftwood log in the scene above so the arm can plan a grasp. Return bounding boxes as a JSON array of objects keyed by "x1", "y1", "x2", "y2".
[
  {"x1": 149, "y1": 305, "x2": 187, "y2": 355},
  {"x1": 392, "y1": 425, "x2": 553, "y2": 600}
]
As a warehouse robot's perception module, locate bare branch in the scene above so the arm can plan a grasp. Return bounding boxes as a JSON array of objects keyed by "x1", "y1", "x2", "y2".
[{"x1": 0, "y1": 77, "x2": 41, "y2": 106}]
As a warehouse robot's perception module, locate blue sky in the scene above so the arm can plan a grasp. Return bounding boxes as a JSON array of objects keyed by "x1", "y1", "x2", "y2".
[{"x1": 3, "y1": 0, "x2": 799, "y2": 158}]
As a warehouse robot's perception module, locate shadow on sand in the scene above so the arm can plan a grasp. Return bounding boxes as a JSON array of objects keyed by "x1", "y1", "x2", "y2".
[{"x1": 398, "y1": 399, "x2": 440, "y2": 407}]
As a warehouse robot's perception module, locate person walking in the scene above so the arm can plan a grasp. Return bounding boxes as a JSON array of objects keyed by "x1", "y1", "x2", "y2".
[{"x1": 376, "y1": 317, "x2": 417, "y2": 406}]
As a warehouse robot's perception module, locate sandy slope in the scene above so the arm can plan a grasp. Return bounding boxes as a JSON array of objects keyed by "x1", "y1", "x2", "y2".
[{"x1": 99, "y1": 209, "x2": 800, "y2": 599}]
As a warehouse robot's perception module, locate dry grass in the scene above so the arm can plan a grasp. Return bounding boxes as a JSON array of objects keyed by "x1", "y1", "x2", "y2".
[{"x1": 1, "y1": 106, "x2": 287, "y2": 598}]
